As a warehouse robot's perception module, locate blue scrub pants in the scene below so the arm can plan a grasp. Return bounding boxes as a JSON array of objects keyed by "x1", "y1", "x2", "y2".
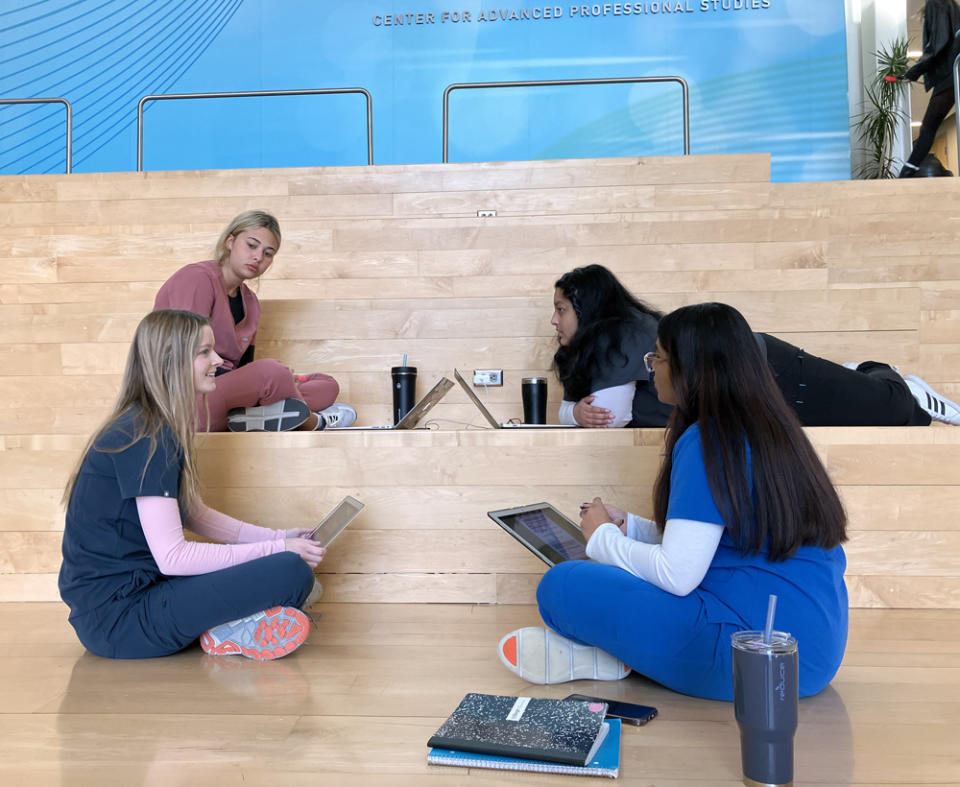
[
  {"x1": 538, "y1": 560, "x2": 847, "y2": 702},
  {"x1": 72, "y1": 552, "x2": 315, "y2": 659},
  {"x1": 537, "y1": 560, "x2": 743, "y2": 701}
]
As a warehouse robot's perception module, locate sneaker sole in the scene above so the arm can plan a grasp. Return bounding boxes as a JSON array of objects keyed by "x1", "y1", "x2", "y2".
[
  {"x1": 904, "y1": 375, "x2": 960, "y2": 425},
  {"x1": 498, "y1": 626, "x2": 630, "y2": 684},
  {"x1": 200, "y1": 606, "x2": 310, "y2": 660},
  {"x1": 227, "y1": 399, "x2": 310, "y2": 432}
]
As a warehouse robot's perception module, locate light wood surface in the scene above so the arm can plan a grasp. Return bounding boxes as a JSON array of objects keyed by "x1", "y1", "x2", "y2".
[
  {"x1": 0, "y1": 601, "x2": 957, "y2": 785},
  {"x1": 2, "y1": 428, "x2": 959, "y2": 608},
  {"x1": 2, "y1": 154, "x2": 959, "y2": 606}
]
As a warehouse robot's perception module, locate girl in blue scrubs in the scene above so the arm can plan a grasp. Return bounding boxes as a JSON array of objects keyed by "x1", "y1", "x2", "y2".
[
  {"x1": 498, "y1": 302, "x2": 848, "y2": 700},
  {"x1": 59, "y1": 310, "x2": 325, "y2": 660}
]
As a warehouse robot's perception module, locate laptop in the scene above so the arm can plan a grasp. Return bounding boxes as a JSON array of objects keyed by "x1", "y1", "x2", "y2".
[
  {"x1": 453, "y1": 369, "x2": 575, "y2": 429},
  {"x1": 338, "y1": 377, "x2": 454, "y2": 430},
  {"x1": 308, "y1": 495, "x2": 365, "y2": 547},
  {"x1": 487, "y1": 502, "x2": 588, "y2": 566}
]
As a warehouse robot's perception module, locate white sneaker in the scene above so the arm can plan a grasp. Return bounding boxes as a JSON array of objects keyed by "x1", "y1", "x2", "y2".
[
  {"x1": 497, "y1": 626, "x2": 631, "y2": 685},
  {"x1": 903, "y1": 375, "x2": 960, "y2": 425},
  {"x1": 317, "y1": 403, "x2": 357, "y2": 429}
]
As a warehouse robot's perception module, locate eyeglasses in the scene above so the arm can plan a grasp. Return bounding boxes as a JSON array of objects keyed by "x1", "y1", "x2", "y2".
[{"x1": 643, "y1": 351, "x2": 665, "y2": 374}]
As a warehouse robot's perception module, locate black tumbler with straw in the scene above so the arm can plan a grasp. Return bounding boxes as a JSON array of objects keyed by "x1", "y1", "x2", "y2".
[{"x1": 391, "y1": 354, "x2": 417, "y2": 424}]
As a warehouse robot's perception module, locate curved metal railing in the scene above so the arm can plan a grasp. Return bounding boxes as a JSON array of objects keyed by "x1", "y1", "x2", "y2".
[
  {"x1": 442, "y1": 76, "x2": 690, "y2": 162},
  {"x1": 137, "y1": 88, "x2": 374, "y2": 171},
  {"x1": 0, "y1": 97, "x2": 73, "y2": 173}
]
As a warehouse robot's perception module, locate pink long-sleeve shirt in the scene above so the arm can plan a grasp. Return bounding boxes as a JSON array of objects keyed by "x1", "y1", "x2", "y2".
[
  {"x1": 153, "y1": 260, "x2": 262, "y2": 371},
  {"x1": 136, "y1": 497, "x2": 287, "y2": 575}
]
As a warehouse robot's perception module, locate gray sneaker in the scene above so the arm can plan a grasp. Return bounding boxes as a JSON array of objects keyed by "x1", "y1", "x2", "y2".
[
  {"x1": 227, "y1": 398, "x2": 311, "y2": 432},
  {"x1": 903, "y1": 375, "x2": 960, "y2": 425}
]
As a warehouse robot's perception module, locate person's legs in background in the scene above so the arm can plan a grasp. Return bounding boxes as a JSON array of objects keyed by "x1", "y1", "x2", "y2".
[
  {"x1": 201, "y1": 359, "x2": 307, "y2": 431},
  {"x1": 761, "y1": 334, "x2": 934, "y2": 425},
  {"x1": 296, "y1": 373, "x2": 357, "y2": 428},
  {"x1": 900, "y1": 88, "x2": 955, "y2": 176}
]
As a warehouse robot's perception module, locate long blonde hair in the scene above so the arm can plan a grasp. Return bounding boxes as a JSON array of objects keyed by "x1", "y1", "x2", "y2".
[
  {"x1": 62, "y1": 309, "x2": 210, "y2": 513},
  {"x1": 214, "y1": 209, "x2": 282, "y2": 264}
]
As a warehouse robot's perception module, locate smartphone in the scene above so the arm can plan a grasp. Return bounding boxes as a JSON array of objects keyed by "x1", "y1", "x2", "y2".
[
  {"x1": 307, "y1": 495, "x2": 365, "y2": 547},
  {"x1": 564, "y1": 694, "x2": 658, "y2": 726}
]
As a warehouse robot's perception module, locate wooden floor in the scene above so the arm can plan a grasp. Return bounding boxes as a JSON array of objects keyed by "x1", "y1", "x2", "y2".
[{"x1": 1, "y1": 604, "x2": 958, "y2": 785}]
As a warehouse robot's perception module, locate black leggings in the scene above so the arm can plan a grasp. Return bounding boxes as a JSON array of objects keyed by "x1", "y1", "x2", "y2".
[
  {"x1": 760, "y1": 334, "x2": 930, "y2": 426},
  {"x1": 907, "y1": 87, "x2": 955, "y2": 167}
]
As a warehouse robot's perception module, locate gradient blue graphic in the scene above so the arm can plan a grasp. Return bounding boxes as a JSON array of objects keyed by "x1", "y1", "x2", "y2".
[{"x1": 0, "y1": 0, "x2": 849, "y2": 181}]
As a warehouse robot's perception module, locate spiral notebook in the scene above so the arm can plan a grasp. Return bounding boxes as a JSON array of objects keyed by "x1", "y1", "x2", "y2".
[{"x1": 428, "y1": 718, "x2": 621, "y2": 778}]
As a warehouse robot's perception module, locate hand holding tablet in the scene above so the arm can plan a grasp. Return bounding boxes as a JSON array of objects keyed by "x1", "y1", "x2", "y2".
[
  {"x1": 580, "y1": 500, "x2": 626, "y2": 528},
  {"x1": 487, "y1": 503, "x2": 589, "y2": 566},
  {"x1": 308, "y1": 495, "x2": 365, "y2": 547},
  {"x1": 578, "y1": 497, "x2": 618, "y2": 540}
]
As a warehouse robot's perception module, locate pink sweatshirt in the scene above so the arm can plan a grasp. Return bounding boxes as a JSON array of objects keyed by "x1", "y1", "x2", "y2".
[{"x1": 153, "y1": 260, "x2": 262, "y2": 371}]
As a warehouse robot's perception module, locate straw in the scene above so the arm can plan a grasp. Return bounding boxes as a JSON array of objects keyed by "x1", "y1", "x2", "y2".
[
  {"x1": 762, "y1": 594, "x2": 778, "y2": 644},
  {"x1": 402, "y1": 354, "x2": 407, "y2": 368}
]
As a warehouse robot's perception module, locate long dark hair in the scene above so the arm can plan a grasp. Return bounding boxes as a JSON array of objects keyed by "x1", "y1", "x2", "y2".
[
  {"x1": 552, "y1": 265, "x2": 662, "y2": 399},
  {"x1": 651, "y1": 303, "x2": 846, "y2": 560}
]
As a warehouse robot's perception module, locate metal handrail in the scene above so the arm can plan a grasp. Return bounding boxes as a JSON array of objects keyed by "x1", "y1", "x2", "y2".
[
  {"x1": 137, "y1": 87, "x2": 374, "y2": 171},
  {"x1": 0, "y1": 97, "x2": 73, "y2": 173},
  {"x1": 442, "y1": 76, "x2": 690, "y2": 162}
]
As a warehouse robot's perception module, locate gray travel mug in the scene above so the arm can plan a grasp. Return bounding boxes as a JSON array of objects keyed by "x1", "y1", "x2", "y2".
[
  {"x1": 521, "y1": 377, "x2": 547, "y2": 424},
  {"x1": 391, "y1": 366, "x2": 417, "y2": 424},
  {"x1": 732, "y1": 630, "x2": 799, "y2": 787}
]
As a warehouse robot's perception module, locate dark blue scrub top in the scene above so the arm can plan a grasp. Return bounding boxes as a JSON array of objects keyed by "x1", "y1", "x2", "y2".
[{"x1": 59, "y1": 408, "x2": 183, "y2": 619}]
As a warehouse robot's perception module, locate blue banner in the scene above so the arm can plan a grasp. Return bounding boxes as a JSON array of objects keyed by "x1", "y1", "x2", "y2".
[{"x1": 0, "y1": 0, "x2": 849, "y2": 181}]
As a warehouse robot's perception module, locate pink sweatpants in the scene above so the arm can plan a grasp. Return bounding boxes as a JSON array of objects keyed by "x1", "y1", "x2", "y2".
[{"x1": 199, "y1": 359, "x2": 340, "y2": 431}]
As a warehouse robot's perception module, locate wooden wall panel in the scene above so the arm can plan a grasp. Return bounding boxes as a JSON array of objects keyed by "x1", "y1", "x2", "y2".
[
  {"x1": 1, "y1": 429, "x2": 958, "y2": 607},
  {"x1": 2, "y1": 153, "x2": 959, "y2": 608}
]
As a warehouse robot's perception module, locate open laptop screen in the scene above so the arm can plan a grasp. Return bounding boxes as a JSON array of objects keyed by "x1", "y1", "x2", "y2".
[{"x1": 487, "y1": 503, "x2": 588, "y2": 566}]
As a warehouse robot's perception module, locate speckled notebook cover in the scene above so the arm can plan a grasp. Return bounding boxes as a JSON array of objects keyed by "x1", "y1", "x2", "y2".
[{"x1": 427, "y1": 692, "x2": 608, "y2": 766}]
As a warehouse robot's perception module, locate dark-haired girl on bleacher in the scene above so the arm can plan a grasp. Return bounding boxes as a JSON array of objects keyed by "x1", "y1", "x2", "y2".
[{"x1": 550, "y1": 264, "x2": 959, "y2": 428}]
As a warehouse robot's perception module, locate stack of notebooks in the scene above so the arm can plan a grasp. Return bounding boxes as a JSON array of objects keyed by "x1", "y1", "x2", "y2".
[{"x1": 426, "y1": 692, "x2": 621, "y2": 778}]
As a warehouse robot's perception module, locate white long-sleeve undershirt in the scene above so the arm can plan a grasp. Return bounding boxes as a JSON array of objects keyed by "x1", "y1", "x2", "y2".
[
  {"x1": 559, "y1": 382, "x2": 637, "y2": 427},
  {"x1": 585, "y1": 515, "x2": 725, "y2": 596}
]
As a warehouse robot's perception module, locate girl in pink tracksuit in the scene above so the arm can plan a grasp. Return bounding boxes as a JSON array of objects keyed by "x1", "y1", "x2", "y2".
[{"x1": 154, "y1": 210, "x2": 355, "y2": 431}]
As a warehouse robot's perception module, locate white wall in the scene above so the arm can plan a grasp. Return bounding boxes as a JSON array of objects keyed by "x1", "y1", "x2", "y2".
[{"x1": 846, "y1": 0, "x2": 911, "y2": 176}]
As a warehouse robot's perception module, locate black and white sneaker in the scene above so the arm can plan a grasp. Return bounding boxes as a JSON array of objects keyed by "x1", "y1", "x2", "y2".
[
  {"x1": 227, "y1": 398, "x2": 311, "y2": 432},
  {"x1": 903, "y1": 375, "x2": 960, "y2": 425}
]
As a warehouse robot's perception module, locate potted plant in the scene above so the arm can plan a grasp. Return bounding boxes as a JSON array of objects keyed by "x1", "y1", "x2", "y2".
[{"x1": 853, "y1": 36, "x2": 911, "y2": 178}]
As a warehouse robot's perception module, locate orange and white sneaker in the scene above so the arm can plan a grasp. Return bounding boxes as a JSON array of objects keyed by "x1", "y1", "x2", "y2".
[
  {"x1": 200, "y1": 606, "x2": 309, "y2": 660},
  {"x1": 498, "y1": 626, "x2": 631, "y2": 684}
]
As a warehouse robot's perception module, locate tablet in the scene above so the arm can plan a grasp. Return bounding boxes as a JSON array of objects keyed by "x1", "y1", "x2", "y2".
[
  {"x1": 308, "y1": 495, "x2": 365, "y2": 547},
  {"x1": 487, "y1": 502, "x2": 588, "y2": 566}
]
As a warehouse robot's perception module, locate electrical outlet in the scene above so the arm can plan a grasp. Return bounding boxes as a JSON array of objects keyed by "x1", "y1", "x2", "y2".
[
  {"x1": 473, "y1": 369, "x2": 503, "y2": 386},
  {"x1": 477, "y1": 209, "x2": 497, "y2": 217}
]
